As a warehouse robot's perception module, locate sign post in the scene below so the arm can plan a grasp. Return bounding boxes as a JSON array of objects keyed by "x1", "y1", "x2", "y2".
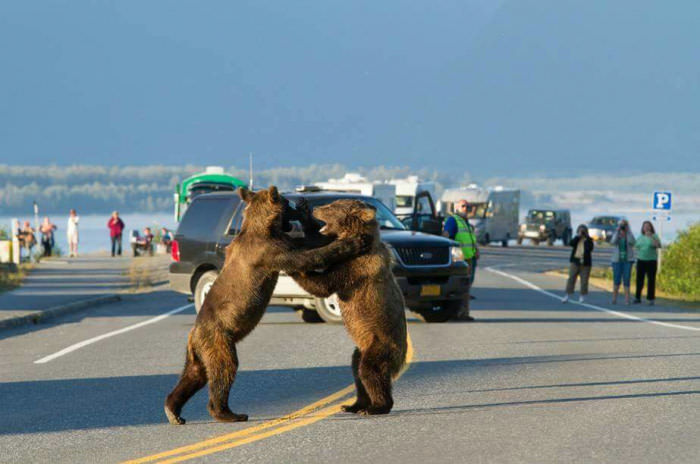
[{"x1": 651, "y1": 191, "x2": 672, "y2": 273}]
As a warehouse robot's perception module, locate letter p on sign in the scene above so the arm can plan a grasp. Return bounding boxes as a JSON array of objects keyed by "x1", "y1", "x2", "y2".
[{"x1": 653, "y1": 192, "x2": 672, "y2": 210}]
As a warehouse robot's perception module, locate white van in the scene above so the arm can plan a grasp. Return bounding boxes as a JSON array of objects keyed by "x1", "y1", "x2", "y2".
[
  {"x1": 314, "y1": 173, "x2": 397, "y2": 210},
  {"x1": 439, "y1": 185, "x2": 520, "y2": 246}
]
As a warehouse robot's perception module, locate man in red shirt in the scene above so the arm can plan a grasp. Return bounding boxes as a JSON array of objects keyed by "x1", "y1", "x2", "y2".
[{"x1": 107, "y1": 211, "x2": 125, "y2": 257}]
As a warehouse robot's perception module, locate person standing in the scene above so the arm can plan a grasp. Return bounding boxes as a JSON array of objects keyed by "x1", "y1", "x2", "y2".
[
  {"x1": 16, "y1": 221, "x2": 37, "y2": 262},
  {"x1": 39, "y1": 217, "x2": 57, "y2": 257},
  {"x1": 107, "y1": 211, "x2": 125, "y2": 257},
  {"x1": 562, "y1": 224, "x2": 594, "y2": 303},
  {"x1": 610, "y1": 219, "x2": 635, "y2": 305},
  {"x1": 634, "y1": 220, "x2": 661, "y2": 305},
  {"x1": 443, "y1": 199, "x2": 479, "y2": 321},
  {"x1": 67, "y1": 209, "x2": 80, "y2": 257}
]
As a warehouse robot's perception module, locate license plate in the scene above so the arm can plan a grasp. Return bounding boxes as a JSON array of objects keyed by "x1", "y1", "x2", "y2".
[{"x1": 420, "y1": 285, "x2": 441, "y2": 296}]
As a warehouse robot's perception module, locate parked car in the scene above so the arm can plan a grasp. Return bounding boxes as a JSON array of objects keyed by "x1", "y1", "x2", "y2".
[
  {"x1": 587, "y1": 215, "x2": 627, "y2": 242},
  {"x1": 168, "y1": 191, "x2": 471, "y2": 323},
  {"x1": 517, "y1": 209, "x2": 572, "y2": 246}
]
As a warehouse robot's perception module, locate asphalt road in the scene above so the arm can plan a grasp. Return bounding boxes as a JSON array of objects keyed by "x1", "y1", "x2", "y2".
[{"x1": 1, "y1": 246, "x2": 698, "y2": 463}]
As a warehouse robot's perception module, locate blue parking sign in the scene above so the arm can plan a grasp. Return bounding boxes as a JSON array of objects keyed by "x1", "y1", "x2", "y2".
[{"x1": 652, "y1": 191, "x2": 672, "y2": 210}]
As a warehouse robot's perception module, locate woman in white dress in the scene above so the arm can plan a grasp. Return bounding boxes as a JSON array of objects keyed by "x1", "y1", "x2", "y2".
[{"x1": 67, "y1": 209, "x2": 80, "y2": 257}]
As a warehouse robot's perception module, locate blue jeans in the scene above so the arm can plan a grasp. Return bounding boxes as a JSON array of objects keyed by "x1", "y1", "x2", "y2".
[{"x1": 612, "y1": 261, "x2": 632, "y2": 287}]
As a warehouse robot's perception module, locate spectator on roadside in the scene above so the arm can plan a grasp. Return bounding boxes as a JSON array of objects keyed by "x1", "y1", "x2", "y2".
[
  {"x1": 132, "y1": 227, "x2": 155, "y2": 257},
  {"x1": 160, "y1": 227, "x2": 173, "y2": 253},
  {"x1": 562, "y1": 224, "x2": 594, "y2": 303},
  {"x1": 108, "y1": 211, "x2": 125, "y2": 257},
  {"x1": 443, "y1": 199, "x2": 479, "y2": 321},
  {"x1": 16, "y1": 221, "x2": 37, "y2": 262},
  {"x1": 39, "y1": 216, "x2": 57, "y2": 257},
  {"x1": 634, "y1": 220, "x2": 661, "y2": 306},
  {"x1": 610, "y1": 219, "x2": 635, "y2": 305},
  {"x1": 67, "y1": 209, "x2": 80, "y2": 258}
]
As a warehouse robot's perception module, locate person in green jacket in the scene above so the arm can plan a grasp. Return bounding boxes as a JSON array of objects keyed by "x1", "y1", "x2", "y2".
[
  {"x1": 634, "y1": 220, "x2": 662, "y2": 305},
  {"x1": 443, "y1": 199, "x2": 479, "y2": 321}
]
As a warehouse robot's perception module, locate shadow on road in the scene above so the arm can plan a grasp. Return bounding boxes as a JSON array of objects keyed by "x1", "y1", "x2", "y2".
[{"x1": 4, "y1": 353, "x2": 700, "y2": 435}]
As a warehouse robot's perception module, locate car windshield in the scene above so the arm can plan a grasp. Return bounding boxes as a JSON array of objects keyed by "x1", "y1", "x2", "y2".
[
  {"x1": 591, "y1": 216, "x2": 619, "y2": 226},
  {"x1": 466, "y1": 202, "x2": 488, "y2": 219},
  {"x1": 293, "y1": 196, "x2": 406, "y2": 230},
  {"x1": 395, "y1": 195, "x2": 413, "y2": 208},
  {"x1": 528, "y1": 210, "x2": 554, "y2": 221}
]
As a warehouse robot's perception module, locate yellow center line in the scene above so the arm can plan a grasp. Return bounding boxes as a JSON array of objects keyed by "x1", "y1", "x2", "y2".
[{"x1": 125, "y1": 334, "x2": 414, "y2": 463}]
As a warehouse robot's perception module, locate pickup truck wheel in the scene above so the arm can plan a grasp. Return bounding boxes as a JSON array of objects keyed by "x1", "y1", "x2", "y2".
[
  {"x1": 315, "y1": 295, "x2": 343, "y2": 324},
  {"x1": 502, "y1": 234, "x2": 510, "y2": 247},
  {"x1": 194, "y1": 270, "x2": 218, "y2": 314},
  {"x1": 414, "y1": 301, "x2": 459, "y2": 323},
  {"x1": 516, "y1": 236, "x2": 523, "y2": 245},
  {"x1": 531, "y1": 239, "x2": 540, "y2": 246},
  {"x1": 547, "y1": 233, "x2": 555, "y2": 246},
  {"x1": 299, "y1": 308, "x2": 324, "y2": 323}
]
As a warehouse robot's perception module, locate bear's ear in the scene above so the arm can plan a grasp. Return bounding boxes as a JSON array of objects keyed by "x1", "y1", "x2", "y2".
[
  {"x1": 238, "y1": 187, "x2": 253, "y2": 202},
  {"x1": 359, "y1": 205, "x2": 376, "y2": 223},
  {"x1": 267, "y1": 185, "x2": 280, "y2": 203}
]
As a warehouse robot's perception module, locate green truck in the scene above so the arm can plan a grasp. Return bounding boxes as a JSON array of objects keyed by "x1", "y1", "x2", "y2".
[{"x1": 174, "y1": 166, "x2": 247, "y2": 221}]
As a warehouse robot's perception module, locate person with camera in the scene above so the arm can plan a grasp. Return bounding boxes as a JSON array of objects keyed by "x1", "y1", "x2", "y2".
[
  {"x1": 610, "y1": 219, "x2": 635, "y2": 305},
  {"x1": 562, "y1": 224, "x2": 594, "y2": 303},
  {"x1": 634, "y1": 220, "x2": 661, "y2": 305}
]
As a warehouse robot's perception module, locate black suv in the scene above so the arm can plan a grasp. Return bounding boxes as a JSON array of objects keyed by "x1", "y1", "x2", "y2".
[
  {"x1": 169, "y1": 191, "x2": 470, "y2": 323},
  {"x1": 517, "y1": 209, "x2": 572, "y2": 246}
]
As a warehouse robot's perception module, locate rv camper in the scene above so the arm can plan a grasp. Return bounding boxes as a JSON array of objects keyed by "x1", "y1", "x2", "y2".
[
  {"x1": 173, "y1": 166, "x2": 246, "y2": 221},
  {"x1": 439, "y1": 185, "x2": 520, "y2": 246},
  {"x1": 314, "y1": 173, "x2": 397, "y2": 210},
  {"x1": 388, "y1": 176, "x2": 436, "y2": 219}
]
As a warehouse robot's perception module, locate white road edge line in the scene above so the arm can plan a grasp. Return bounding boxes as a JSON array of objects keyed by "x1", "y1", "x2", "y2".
[
  {"x1": 485, "y1": 267, "x2": 700, "y2": 332},
  {"x1": 34, "y1": 303, "x2": 194, "y2": 364}
]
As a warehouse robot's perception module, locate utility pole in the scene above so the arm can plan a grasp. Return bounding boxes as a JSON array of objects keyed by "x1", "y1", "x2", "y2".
[
  {"x1": 248, "y1": 152, "x2": 254, "y2": 190},
  {"x1": 33, "y1": 201, "x2": 39, "y2": 231}
]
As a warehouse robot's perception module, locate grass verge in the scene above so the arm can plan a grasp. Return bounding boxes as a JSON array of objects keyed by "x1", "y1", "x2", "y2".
[{"x1": 0, "y1": 263, "x2": 33, "y2": 294}]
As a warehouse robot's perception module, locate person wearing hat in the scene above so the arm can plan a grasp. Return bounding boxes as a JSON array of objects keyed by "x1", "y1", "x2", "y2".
[{"x1": 443, "y1": 199, "x2": 479, "y2": 321}]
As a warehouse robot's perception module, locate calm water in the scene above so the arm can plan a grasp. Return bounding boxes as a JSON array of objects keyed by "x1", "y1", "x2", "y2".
[
  {"x1": 2, "y1": 213, "x2": 177, "y2": 254},
  {"x1": 2, "y1": 208, "x2": 697, "y2": 254}
]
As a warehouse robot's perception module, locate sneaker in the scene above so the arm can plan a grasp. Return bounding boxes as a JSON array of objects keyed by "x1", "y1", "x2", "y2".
[
  {"x1": 648, "y1": 300, "x2": 655, "y2": 306},
  {"x1": 561, "y1": 295, "x2": 569, "y2": 303},
  {"x1": 611, "y1": 299, "x2": 617, "y2": 305},
  {"x1": 458, "y1": 315, "x2": 475, "y2": 322},
  {"x1": 578, "y1": 295, "x2": 585, "y2": 303},
  {"x1": 633, "y1": 299, "x2": 641, "y2": 304}
]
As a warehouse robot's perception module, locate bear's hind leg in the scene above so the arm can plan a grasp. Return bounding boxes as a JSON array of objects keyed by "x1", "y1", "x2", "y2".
[
  {"x1": 357, "y1": 344, "x2": 394, "y2": 415},
  {"x1": 342, "y1": 348, "x2": 371, "y2": 413},
  {"x1": 165, "y1": 339, "x2": 208, "y2": 425},
  {"x1": 204, "y1": 333, "x2": 248, "y2": 423}
]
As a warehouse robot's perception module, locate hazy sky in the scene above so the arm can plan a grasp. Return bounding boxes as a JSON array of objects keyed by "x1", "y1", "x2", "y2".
[{"x1": 1, "y1": 1, "x2": 699, "y2": 175}]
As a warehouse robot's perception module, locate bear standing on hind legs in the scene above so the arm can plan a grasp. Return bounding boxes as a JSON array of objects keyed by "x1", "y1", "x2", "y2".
[
  {"x1": 164, "y1": 186, "x2": 368, "y2": 425},
  {"x1": 291, "y1": 199, "x2": 408, "y2": 415}
]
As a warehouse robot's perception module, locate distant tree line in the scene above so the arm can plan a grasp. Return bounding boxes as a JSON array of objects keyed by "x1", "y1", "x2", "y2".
[
  {"x1": 0, "y1": 164, "x2": 467, "y2": 215},
  {"x1": 1, "y1": 164, "x2": 697, "y2": 215}
]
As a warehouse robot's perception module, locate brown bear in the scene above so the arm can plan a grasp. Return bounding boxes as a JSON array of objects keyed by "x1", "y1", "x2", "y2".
[
  {"x1": 164, "y1": 186, "x2": 368, "y2": 425},
  {"x1": 291, "y1": 199, "x2": 408, "y2": 415}
]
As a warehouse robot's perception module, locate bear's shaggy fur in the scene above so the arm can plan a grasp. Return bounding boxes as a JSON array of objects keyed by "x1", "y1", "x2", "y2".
[
  {"x1": 292, "y1": 199, "x2": 408, "y2": 415},
  {"x1": 164, "y1": 187, "x2": 367, "y2": 425}
]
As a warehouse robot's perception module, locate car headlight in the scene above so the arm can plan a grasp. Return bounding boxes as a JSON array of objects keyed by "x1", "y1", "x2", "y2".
[
  {"x1": 539, "y1": 224, "x2": 546, "y2": 231},
  {"x1": 451, "y1": 246, "x2": 465, "y2": 262},
  {"x1": 520, "y1": 223, "x2": 526, "y2": 230}
]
